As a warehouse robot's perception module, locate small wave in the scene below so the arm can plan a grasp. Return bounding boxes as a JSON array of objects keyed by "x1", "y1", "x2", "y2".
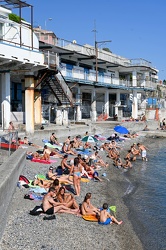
[{"x1": 124, "y1": 176, "x2": 135, "y2": 195}]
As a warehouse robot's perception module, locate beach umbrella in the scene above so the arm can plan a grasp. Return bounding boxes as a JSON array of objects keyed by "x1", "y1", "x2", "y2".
[
  {"x1": 81, "y1": 135, "x2": 98, "y2": 143},
  {"x1": 114, "y1": 125, "x2": 129, "y2": 134}
]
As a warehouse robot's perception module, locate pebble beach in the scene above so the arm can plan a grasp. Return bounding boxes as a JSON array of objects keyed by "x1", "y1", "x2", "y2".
[{"x1": 0, "y1": 130, "x2": 145, "y2": 250}]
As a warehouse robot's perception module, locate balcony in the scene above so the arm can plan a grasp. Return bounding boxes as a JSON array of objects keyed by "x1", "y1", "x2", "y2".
[{"x1": 59, "y1": 63, "x2": 158, "y2": 91}]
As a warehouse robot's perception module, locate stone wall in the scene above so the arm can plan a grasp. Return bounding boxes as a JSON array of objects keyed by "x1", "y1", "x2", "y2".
[{"x1": 0, "y1": 149, "x2": 26, "y2": 240}]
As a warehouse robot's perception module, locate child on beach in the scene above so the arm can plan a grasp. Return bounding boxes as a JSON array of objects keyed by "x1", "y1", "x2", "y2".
[{"x1": 98, "y1": 203, "x2": 123, "y2": 225}]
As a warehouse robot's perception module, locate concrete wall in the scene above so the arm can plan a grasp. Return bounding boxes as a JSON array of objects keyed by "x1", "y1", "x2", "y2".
[
  {"x1": 0, "y1": 149, "x2": 26, "y2": 240},
  {"x1": 32, "y1": 124, "x2": 95, "y2": 140},
  {"x1": 121, "y1": 120, "x2": 159, "y2": 133}
]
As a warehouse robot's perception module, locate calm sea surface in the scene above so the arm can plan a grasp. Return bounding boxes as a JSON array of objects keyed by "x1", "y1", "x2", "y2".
[{"x1": 123, "y1": 138, "x2": 166, "y2": 250}]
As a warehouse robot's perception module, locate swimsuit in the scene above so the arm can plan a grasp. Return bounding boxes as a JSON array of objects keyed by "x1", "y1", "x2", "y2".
[
  {"x1": 142, "y1": 150, "x2": 146, "y2": 158},
  {"x1": 98, "y1": 217, "x2": 112, "y2": 225},
  {"x1": 45, "y1": 207, "x2": 54, "y2": 215},
  {"x1": 74, "y1": 172, "x2": 81, "y2": 177},
  {"x1": 74, "y1": 165, "x2": 81, "y2": 177},
  {"x1": 93, "y1": 171, "x2": 99, "y2": 178}
]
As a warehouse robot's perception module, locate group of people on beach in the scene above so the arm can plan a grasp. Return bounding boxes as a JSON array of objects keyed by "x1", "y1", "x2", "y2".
[
  {"x1": 25, "y1": 131, "x2": 124, "y2": 225},
  {"x1": 14, "y1": 125, "x2": 149, "y2": 227},
  {"x1": 100, "y1": 135, "x2": 148, "y2": 169},
  {"x1": 25, "y1": 129, "x2": 150, "y2": 226}
]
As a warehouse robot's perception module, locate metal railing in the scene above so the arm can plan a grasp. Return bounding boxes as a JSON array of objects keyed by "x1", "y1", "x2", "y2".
[{"x1": 0, "y1": 131, "x2": 18, "y2": 157}]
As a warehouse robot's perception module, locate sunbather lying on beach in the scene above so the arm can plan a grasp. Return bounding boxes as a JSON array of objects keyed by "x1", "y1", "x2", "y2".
[
  {"x1": 26, "y1": 151, "x2": 49, "y2": 160},
  {"x1": 31, "y1": 178, "x2": 51, "y2": 189},
  {"x1": 47, "y1": 166, "x2": 73, "y2": 185},
  {"x1": 43, "y1": 145, "x2": 63, "y2": 158},
  {"x1": 98, "y1": 203, "x2": 123, "y2": 225},
  {"x1": 23, "y1": 137, "x2": 41, "y2": 148}
]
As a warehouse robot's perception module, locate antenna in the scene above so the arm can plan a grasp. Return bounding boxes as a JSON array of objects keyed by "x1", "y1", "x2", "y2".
[{"x1": 92, "y1": 19, "x2": 97, "y2": 45}]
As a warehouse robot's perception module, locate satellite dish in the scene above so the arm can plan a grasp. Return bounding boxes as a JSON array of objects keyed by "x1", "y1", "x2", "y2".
[{"x1": 73, "y1": 40, "x2": 77, "y2": 44}]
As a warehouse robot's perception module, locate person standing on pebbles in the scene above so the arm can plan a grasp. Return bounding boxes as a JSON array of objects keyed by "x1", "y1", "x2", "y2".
[
  {"x1": 137, "y1": 143, "x2": 148, "y2": 161},
  {"x1": 69, "y1": 157, "x2": 82, "y2": 196}
]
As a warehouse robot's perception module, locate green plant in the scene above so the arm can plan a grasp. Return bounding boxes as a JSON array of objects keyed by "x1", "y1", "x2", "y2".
[
  {"x1": 102, "y1": 47, "x2": 112, "y2": 53},
  {"x1": 8, "y1": 13, "x2": 25, "y2": 23}
]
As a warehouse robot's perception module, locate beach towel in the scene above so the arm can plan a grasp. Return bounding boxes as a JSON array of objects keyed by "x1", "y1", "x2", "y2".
[
  {"x1": 24, "y1": 193, "x2": 44, "y2": 201},
  {"x1": 19, "y1": 175, "x2": 30, "y2": 184},
  {"x1": 69, "y1": 176, "x2": 90, "y2": 183},
  {"x1": 31, "y1": 158, "x2": 57, "y2": 164},
  {"x1": 44, "y1": 142, "x2": 62, "y2": 150},
  {"x1": 82, "y1": 214, "x2": 98, "y2": 222},
  {"x1": 42, "y1": 139, "x2": 49, "y2": 143},
  {"x1": 29, "y1": 187, "x2": 47, "y2": 194},
  {"x1": 76, "y1": 150, "x2": 92, "y2": 156}
]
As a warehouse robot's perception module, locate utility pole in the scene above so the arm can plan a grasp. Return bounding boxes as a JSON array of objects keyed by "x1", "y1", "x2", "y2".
[
  {"x1": 95, "y1": 40, "x2": 112, "y2": 83},
  {"x1": 92, "y1": 21, "x2": 112, "y2": 83}
]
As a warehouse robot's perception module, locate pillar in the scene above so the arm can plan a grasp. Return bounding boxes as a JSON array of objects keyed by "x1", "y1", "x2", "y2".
[
  {"x1": 132, "y1": 71, "x2": 137, "y2": 87},
  {"x1": 76, "y1": 106, "x2": 81, "y2": 121},
  {"x1": 62, "y1": 109, "x2": 68, "y2": 126},
  {"x1": 34, "y1": 79, "x2": 42, "y2": 124},
  {"x1": 104, "y1": 90, "x2": 109, "y2": 117},
  {"x1": 115, "y1": 91, "x2": 120, "y2": 116},
  {"x1": 76, "y1": 87, "x2": 81, "y2": 121},
  {"x1": 25, "y1": 73, "x2": 35, "y2": 134},
  {"x1": 132, "y1": 90, "x2": 138, "y2": 119},
  {"x1": 56, "y1": 109, "x2": 63, "y2": 125},
  {"x1": 21, "y1": 79, "x2": 25, "y2": 112},
  {"x1": 1, "y1": 73, "x2": 11, "y2": 129},
  {"x1": 91, "y1": 88, "x2": 97, "y2": 122}
]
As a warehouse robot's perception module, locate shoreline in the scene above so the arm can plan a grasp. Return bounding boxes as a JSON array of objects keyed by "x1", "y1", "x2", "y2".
[{"x1": 0, "y1": 131, "x2": 146, "y2": 250}]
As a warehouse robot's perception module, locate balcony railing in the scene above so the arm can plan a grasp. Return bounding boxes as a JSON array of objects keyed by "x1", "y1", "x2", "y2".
[{"x1": 59, "y1": 63, "x2": 158, "y2": 90}]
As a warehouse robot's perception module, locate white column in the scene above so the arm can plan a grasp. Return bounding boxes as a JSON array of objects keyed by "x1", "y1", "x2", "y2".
[
  {"x1": 91, "y1": 88, "x2": 97, "y2": 122},
  {"x1": 56, "y1": 109, "x2": 63, "y2": 125},
  {"x1": 104, "y1": 90, "x2": 109, "y2": 117},
  {"x1": 132, "y1": 71, "x2": 137, "y2": 87},
  {"x1": 25, "y1": 73, "x2": 34, "y2": 134},
  {"x1": 1, "y1": 73, "x2": 11, "y2": 129},
  {"x1": 76, "y1": 106, "x2": 81, "y2": 121},
  {"x1": 34, "y1": 79, "x2": 42, "y2": 124},
  {"x1": 76, "y1": 87, "x2": 81, "y2": 121},
  {"x1": 132, "y1": 90, "x2": 138, "y2": 119},
  {"x1": 62, "y1": 109, "x2": 68, "y2": 126},
  {"x1": 115, "y1": 91, "x2": 120, "y2": 116}
]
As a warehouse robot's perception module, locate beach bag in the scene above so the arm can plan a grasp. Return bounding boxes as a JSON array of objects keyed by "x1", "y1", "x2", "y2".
[
  {"x1": 56, "y1": 166, "x2": 63, "y2": 175},
  {"x1": 19, "y1": 175, "x2": 30, "y2": 184},
  {"x1": 29, "y1": 205, "x2": 43, "y2": 216}
]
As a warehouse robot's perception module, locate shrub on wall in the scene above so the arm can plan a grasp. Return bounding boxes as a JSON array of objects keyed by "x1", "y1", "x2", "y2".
[{"x1": 8, "y1": 13, "x2": 25, "y2": 23}]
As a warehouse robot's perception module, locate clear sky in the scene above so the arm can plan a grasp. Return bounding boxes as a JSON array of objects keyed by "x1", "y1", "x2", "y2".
[{"x1": 13, "y1": 0, "x2": 166, "y2": 80}]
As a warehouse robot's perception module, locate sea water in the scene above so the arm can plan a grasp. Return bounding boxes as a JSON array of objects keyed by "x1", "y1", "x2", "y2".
[{"x1": 123, "y1": 138, "x2": 166, "y2": 250}]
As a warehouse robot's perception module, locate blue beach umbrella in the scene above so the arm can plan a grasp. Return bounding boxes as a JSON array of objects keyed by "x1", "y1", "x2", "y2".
[{"x1": 114, "y1": 125, "x2": 129, "y2": 134}]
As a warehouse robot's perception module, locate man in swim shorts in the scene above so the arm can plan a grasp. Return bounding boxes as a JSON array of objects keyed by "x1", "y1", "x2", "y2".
[
  {"x1": 137, "y1": 143, "x2": 148, "y2": 161},
  {"x1": 98, "y1": 203, "x2": 123, "y2": 225},
  {"x1": 42, "y1": 187, "x2": 78, "y2": 215}
]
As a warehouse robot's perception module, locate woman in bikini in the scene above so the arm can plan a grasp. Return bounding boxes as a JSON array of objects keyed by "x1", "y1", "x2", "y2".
[
  {"x1": 81, "y1": 193, "x2": 100, "y2": 215},
  {"x1": 69, "y1": 157, "x2": 82, "y2": 196},
  {"x1": 57, "y1": 186, "x2": 80, "y2": 212}
]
